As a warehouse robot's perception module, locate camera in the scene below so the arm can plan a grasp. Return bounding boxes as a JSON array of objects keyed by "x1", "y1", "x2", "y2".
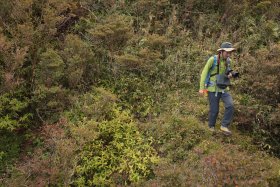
[{"x1": 226, "y1": 69, "x2": 239, "y2": 78}]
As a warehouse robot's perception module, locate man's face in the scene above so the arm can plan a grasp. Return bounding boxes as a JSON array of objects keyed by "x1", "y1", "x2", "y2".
[{"x1": 222, "y1": 51, "x2": 232, "y2": 59}]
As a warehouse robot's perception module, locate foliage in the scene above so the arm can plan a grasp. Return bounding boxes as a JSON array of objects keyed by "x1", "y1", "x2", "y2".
[
  {"x1": 143, "y1": 142, "x2": 280, "y2": 186},
  {"x1": 65, "y1": 88, "x2": 159, "y2": 186},
  {"x1": 33, "y1": 85, "x2": 69, "y2": 123},
  {"x1": 141, "y1": 116, "x2": 210, "y2": 162},
  {"x1": 0, "y1": 0, "x2": 280, "y2": 186},
  {"x1": 0, "y1": 132, "x2": 24, "y2": 174},
  {"x1": 60, "y1": 34, "x2": 93, "y2": 89},
  {"x1": 87, "y1": 14, "x2": 133, "y2": 53},
  {"x1": 0, "y1": 92, "x2": 31, "y2": 131},
  {"x1": 235, "y1": 43, "x2": 280, "y2": 156},
  {"x1": 113, "y1": 75, "x2": 157, "y2": 119},
  {"x1": 36, "y1": 49, "x2": 65, "y2": 86},
  {"x1": 0, "y1": 121, "x2": 78, "y2": 186},
  {"x1": 33, "y1": 48, "x2": 69, "y2": 122},
  {"x1": 65, "y1": 87, "x2": 118, "y2": 122},
  {"x1": 72, "y1": 110, "x2": 159, "y2": 186}
]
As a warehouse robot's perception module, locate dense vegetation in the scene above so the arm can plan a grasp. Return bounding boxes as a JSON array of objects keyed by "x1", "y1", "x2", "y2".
[{"x1": 0, "y1": 0, "x2": 279, "y2": 186}]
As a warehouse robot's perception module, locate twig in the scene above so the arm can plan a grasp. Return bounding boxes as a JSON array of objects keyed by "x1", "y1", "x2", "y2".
[
  {"x1": 185, "y1": 10, "x2": 207, "y2": 14},
  {"x1": 36, "y1": 109, "x2": 46, "y2": 124}
]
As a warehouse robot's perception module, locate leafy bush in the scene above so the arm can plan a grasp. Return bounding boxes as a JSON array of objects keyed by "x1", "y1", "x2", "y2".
[
  {"x1": 0, "y1": 121, "x2": 78, "y2": 186},
  {"x1": 235, "y1": 43, "x2": 280, "y2": 156},
  {"x1": 64, "y1": 88, "x2": 159, "y2": 185},
  {"x1": 0, "y1": 131, "x2": 24, "y2": 174},
  {"x1": 0, "y1": 93, "x2": 31, "y2": 131},
  {"x1": 113, "y1": 75, "x2": 156, "y2": 119},
  {"x1": 31, "y1": 48, "x2": 68, "y2": 122},
  {"x1": 33, "y1": 85, "x2": 69, "y2": 123},
  {"x1": 65, "y1": 87, "x2": 118, "y2": 122},
  {"x1": 143, "y1": 141, "x2": 280, "y2": 186},
  {"x1": 60, "y1": 34, "x2": 93, "y2": 89},
  {"x1": 141, "y1": 115, "x2": 210, "y2": 162},
  {"x1": 72, "y1": 111, "x2": 158, "y2": 186},
  {"x1": 87, "y1": 14, "x2": 133, "y2": 53}
]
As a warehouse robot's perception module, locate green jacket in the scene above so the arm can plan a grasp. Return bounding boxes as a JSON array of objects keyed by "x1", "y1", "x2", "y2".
[{"x1": 199, "y1": 56, "x2": 232, "y2": 92}]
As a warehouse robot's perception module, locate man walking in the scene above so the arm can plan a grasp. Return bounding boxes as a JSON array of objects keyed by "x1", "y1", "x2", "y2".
[{"x1": 199, "y1": 42, "x2": 236, "y2": 135}]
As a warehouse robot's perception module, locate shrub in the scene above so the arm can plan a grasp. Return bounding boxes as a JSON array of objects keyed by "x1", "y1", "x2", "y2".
[
  {"x1": 87, "y1": 14, "x2": 133, "y2": 53},
  {"x1": 60, "y1": 34, "x2": 93, "y2": 89},
  {"x1": 113, "y1": 75, "x2": 156, "y2": 119},
  {"x1": 0, "y1": 131, "x2": 24, "y2": 174},
  {"x1": 0, "y1": 120, "x2": 78, "y2": 187},
  {"x1": 71, "y1": 110, "x2": 159, "y2": 186},
  {"x1": 143, "y1": 142, "x2": 280, "y2": 186},
  {"x1": 65, "y1": 87, "x2": 118, "y2": 122},
  {"x1": 32, "y1": 85, "x2": 69, "y2": 123},
  {"x1": 235, "y1": 43, "x2": 280, "y2": 156},
  {"x1": 0, "y1": 93, "x2": 31, "y2": 131},
  {"x1": 64, "y1": 88, "x2": 159, "y2": 185},
  {"x1": 32, "y1": 48, "x2": 69, "y2": 123},
  {"x1": 141, "y1": 115, "x2": 210, "y2": 162}
]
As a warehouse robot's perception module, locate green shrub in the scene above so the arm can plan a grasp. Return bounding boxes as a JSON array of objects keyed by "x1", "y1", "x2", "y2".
[
  {"x1": 0, "y1": 131, "x2": 24, "y2": 174},
  {"x1": 0, "y1": 93, "x2": 31, "y2": 131},
  {"x1": 32, "y1": 85, "x2": 69, "y2": 123},
  {"x1": 71, "y1": 110, "x2": 159, "y2": 186},
  {"x1": 143, "y1": 142, "x2": 280, "y2": 186},
  {"x1": 36, "y1": 48, "x2": 65, "y2": 86},
  {"x1": 87, "y1": 14, "x2": 133, "y2": 52},
  {"x1": 65, "y1": 87, "x2": 118, "y2": 123},
  {"x1": 32, "y1": 48, "x2": 69, "y2": 122},
  {"x1": 235, "y1": 44, "x2": 280, "y2": 156},
  {"x1": 142, "y1": 115, "x2": 210, "y2": 162},
  {"x1": 61, "y1": 34, "x2": 93, "y2": 89},
  {"x1": 113, "y1": 75, "x2": 156, "y2": 119},
  {"x1": 65, "y1": 88, "x2": 158, "y2": 185}
]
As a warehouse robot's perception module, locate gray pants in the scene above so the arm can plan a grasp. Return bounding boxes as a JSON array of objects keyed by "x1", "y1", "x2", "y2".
[{"x1": 208, "y1": 92, "x2": 234, "y2": 128}]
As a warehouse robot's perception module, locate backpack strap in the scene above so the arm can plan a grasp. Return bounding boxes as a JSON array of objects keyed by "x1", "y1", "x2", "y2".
[
  {"x1": 210, "y1": 54, "x2": 221, "y2": 77},
  {"x1": 205, "y1": 55, "x2": 218, "y2": 86},
  {"x1": 215, "y1": 53, "x2": 221, "y2": 97}
]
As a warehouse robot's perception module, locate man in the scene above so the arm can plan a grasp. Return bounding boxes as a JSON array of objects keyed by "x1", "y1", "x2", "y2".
[{"x1": 199, "y1": 42, "x2": 236, "y2": 135}]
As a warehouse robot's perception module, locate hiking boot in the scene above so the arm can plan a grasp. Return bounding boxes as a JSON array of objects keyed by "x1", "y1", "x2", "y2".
[
  {"x1": 208, "y1": 127, "x2": 215, "y2": 132},
  {"x1": 220, "y1": 126, "x2": 232, "y2": 135}
]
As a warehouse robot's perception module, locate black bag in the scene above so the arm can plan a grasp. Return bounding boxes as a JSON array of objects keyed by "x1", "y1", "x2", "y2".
[
  {"x1": 214, "y1": 54, "x2": 231, "y2": 89},
  {"x1": 216, "y1": 74, "x2": 231, "y2": 89}
]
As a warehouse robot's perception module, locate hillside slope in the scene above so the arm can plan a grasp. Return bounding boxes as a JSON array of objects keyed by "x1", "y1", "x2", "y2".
[{"x1": 0, "y1": 0, "x2": 280, "y2": 186}]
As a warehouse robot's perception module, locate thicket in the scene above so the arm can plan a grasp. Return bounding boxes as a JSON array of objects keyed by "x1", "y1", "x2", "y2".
[{"x1": 0, "y1": 0, "x2": 279, "y2": 186}]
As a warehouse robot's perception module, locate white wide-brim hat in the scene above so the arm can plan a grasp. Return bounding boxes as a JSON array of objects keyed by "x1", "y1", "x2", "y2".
[{"x1": 217, "y1": 42, "x2": 236, "y2": 52}]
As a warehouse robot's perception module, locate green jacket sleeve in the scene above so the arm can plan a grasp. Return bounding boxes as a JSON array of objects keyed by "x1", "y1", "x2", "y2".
[{"x1": 199, "y1": 57, "x2": 214, "y2": 90}]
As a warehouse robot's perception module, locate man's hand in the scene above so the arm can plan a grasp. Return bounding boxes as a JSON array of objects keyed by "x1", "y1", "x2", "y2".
[
  {"x1": 227, "y1": 72, "x2": 233, "y2": 79},
  {"x1": 199, "y1": 89, "x2": 208, "y2": 96}
]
